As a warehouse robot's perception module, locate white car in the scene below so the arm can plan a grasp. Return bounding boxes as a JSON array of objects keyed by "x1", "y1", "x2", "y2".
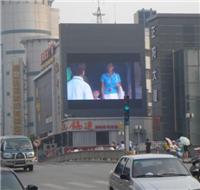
[{"x1": 109, "y1": 154, "x2": 200, "y2": 190}]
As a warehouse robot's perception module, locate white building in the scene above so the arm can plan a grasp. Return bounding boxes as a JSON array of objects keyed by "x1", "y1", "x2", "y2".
[{"x1": 1, "y1": 0, "x2": 59, "y2": 135}]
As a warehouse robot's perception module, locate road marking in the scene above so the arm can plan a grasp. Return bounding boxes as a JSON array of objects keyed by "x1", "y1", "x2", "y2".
[
  {"x1": 67, "y1": 181, "x2": 96, "y2": 188},
  {"x1": 40, "y1": 183, "x2": 67, "y2": 190},
  {"x1": 94, "y1": 180, "x2": 108, "y2": 185}
]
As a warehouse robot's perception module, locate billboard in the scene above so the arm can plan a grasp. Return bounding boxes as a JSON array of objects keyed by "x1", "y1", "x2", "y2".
[
  {"x1": 65, "y1": 53, "x2": 142, "y2": 101},
  {"x1": 60, "y1": 24, "x2": 146, "y2": 117},
  {"x1": 12, "y1": 62, "x2": 22, "y2": 135}
]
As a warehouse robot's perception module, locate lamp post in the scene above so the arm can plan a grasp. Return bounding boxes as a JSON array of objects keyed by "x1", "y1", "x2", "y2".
[
  {"x1": 185, "y1": 112, "x2": 194, "y2": 140},
  {"x1": 134, "y1": 125, "x2": 142, "y2": 153}
]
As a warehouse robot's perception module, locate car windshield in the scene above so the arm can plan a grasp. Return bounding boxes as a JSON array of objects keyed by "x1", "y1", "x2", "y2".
[
  {"x1": 4, "y1": 138, "x2": 33, "y2": 151},
  {"x1": 1, "y1": 171, "x2": 24, "y2": 190},
  {"x1": 133, "y1": 158, "x2": 190, "y2": 178}
]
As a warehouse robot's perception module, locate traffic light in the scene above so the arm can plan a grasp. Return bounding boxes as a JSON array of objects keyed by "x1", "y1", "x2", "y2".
[{"x1": 124, "y1": 95, "x2": 130, "y2": 126}]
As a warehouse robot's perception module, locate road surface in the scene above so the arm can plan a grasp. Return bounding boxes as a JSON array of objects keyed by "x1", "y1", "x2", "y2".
[{"x1": 16, "y1": 162, "x2": 115, "y2": 190}]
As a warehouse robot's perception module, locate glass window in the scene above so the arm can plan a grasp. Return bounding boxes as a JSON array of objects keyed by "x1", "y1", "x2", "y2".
[
  {"x1": 1, "y1": 171, "x2": 24, "y2": 190},
  {"x1": 123, "y1": 158, "x2": 132, "y2": 176},
  {"x1": 96, "y1": 131, "x2": 109, "y2": 145},
  {"x1": 132, "y1": 158, "x2": 189, "y2": 178},
  {"x1": 186, "y1": 66, "x2": 199, "y2": 82},
  {"x1": 4, "y1": 138, "x2": 33, "y2": 151},
  {"x1": 186, "y1": 50, "x2": 198, "y2": 66},
  {"x1": 114, "y1": 157, "x2": 127, "y2": 176}
]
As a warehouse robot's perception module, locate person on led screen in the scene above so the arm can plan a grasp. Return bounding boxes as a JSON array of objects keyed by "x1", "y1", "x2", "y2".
[
  {"x1": 67, "y1": 64, "x2": 94, "y2": 100},
  {"x1": 101, "y1": 63, "x2": 124, "y2": 99}
]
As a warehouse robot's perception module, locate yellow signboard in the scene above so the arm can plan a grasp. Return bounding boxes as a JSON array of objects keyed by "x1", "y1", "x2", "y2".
[{"x1": 12, "y1": 63, "x2": 22, "y2": 135}]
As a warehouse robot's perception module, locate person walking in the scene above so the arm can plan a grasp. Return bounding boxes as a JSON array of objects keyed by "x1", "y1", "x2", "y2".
[{"x1": 145, "y1": 138, "x2": 151, "y2": 153}]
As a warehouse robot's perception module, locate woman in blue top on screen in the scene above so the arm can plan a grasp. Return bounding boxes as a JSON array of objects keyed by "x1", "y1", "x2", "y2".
[{"x1": 101, "y1": 63, "x2": 124, "y2": 99}]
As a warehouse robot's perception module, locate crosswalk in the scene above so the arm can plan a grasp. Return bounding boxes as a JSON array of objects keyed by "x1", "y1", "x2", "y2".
[{"x1": 39, "y1": 180, "x2": 108, "y2": 190}]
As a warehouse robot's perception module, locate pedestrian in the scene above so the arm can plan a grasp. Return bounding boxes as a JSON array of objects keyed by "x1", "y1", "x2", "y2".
[
  {"x1": 119, "y1": 141, "x2": 125, "y2": 150},
  {"x1": 145, "y1": 138, "x2": 151, "y2": 153},
  {"x1": 183, "y1": 145, "x2": 189, "y2": 160}
]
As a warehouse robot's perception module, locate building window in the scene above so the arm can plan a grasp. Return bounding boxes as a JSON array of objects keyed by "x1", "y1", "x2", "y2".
[
  {"x1": 28, "y1": 122, "x2": 34, "y2": 127},
  {"x1": 7, "y1": 113, "x2": 11, "y2": 117},
  {"x1": 6, "y1": 92, "x2": 10, "y2": 96},
  {"x1": 96, "y1": 131, "x2": 109, "y2": 145},
  {"x1": 6, "y1": 71, "x2": 10, "y2": 75}
]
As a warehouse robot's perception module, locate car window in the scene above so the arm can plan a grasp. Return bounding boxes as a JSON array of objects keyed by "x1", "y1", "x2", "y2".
[
  {"x1": 114, "y1": 157, "x2": 127, "y2": 175},
  {"x1": 132, "y1": 158, "x2": 190, "y2": 177},
  {"x1": 123, "y1": 158, "x2": 132, "y2": 176},
  {"x1": 1, "y1": 171, "x2": 24, "y2": 190}
]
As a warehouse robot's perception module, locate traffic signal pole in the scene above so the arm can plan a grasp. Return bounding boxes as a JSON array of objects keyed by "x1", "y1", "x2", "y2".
[
  {"x1": 124, "y1": 95, "x2": 130, "y2": 152},
  {"x1": 124, "y1": 124, "x2": 130, "y2": 152}
]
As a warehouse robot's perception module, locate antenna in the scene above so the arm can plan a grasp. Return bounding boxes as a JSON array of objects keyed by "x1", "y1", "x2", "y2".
[{"x1": 93, "y1": 0, "x2": 105, "y2": 24}]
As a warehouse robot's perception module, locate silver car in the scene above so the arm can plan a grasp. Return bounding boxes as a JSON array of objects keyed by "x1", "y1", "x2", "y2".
[{"x1": 109, "y1": 154, "x2": 200, "y2": 190}]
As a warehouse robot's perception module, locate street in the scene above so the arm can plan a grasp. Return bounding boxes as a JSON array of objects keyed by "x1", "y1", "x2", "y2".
[{"x1": 16, "y1": 162, "x2": 115, "y2": 190}]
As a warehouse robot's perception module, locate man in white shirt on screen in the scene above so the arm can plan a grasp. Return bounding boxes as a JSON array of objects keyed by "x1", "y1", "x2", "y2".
[{"x1": 67, "y1": 64, "x2": 94, "y2": 100}]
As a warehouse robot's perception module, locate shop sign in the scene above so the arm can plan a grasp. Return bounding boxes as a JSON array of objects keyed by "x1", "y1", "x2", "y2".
[
  {"x1": 152, "y1": 46, "x2": 157, "y2": 60},
  {"x1": 61, "y1": 120, "x2": 122, "y2": 131},
  {"x1": 151, "y1": 26, "x2": 157, "y2": 39},
  {"x1": 12, "y1": 63, "x2": 22, "y2": 134},
  {"x1": 41, "y1": 44, "x2": 56, "y2": 68}
]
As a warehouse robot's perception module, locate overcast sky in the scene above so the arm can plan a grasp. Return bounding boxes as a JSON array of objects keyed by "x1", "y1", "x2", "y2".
[{"x1": 53, "y1": 0, "x2": 200, "y2": 23}]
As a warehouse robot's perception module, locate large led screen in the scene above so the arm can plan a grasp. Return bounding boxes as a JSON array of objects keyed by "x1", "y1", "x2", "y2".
[{"x1": 64, "y1": 53, "x2": 142, "y2": 101}]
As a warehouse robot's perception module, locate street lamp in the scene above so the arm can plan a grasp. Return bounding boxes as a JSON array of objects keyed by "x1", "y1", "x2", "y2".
[
  {"x1": 185, "y1": 112, "x2": 194, "y2": 140},
  {"x1": 134, "y1": 125, "x2": 143, "y2": 152}
]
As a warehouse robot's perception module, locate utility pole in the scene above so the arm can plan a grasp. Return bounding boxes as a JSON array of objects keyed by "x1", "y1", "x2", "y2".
[
  {"x1": 93, "y1": 0, "x2": 105, "y2": 24},
  {"x1": 124, "y1": 95, "x2": 130, "y2": 152}
]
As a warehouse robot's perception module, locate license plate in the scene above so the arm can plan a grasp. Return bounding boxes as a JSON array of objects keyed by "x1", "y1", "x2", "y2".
[{"x1": 15, "y1": 160, "x2": 25, "y2": 164}]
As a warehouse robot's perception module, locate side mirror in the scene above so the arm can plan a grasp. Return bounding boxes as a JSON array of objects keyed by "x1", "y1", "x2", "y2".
[
  {"x1": 120, "y1": 174, "x2": 130, "y2": 181},
  {"x1": 26, "y1": 185, "x2": 38, "y2": 190}
]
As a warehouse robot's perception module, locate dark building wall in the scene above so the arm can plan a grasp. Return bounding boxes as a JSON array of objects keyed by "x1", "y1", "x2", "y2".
[
  {"x1": 35, "y1": 69, "x2": 53, "y2": 137},
  {"x1": 148, "y1": 14, "x2": 200, "y2": 140},
  {"x1": 175, "y1": 49, "x2": 200, "y2": 145},
  {"x1": 60, "y1": 24, "x2": 146, "y2": 118}
]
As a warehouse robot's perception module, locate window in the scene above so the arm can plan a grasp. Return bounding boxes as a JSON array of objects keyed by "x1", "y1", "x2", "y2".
[
  {"x1": 6, "y1": 71, "x2": 10, "y2": 75},
  {"x1": 123, "y1": 158, "x2": 132, "y2": 176},
  {"x1": 7, "y1": 113, "x2": 11, "y2": 117},
  {"x1": 6, "y1": 92, "x2": 10, "y2": 96},
  {"x1": 1, "y1": 171, "x2": 23, "y2": 190},
  {"x1": 96, "y1": 131, "x2": 109, "y2": 145},
  {"x1": 114, "y1": 157, "x2": 127, "y2": 176}
]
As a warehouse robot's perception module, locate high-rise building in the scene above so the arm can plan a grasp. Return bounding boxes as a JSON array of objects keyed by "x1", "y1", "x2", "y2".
[
  {"x1": 148, "y1": 14, "x2": 200, "y2": 141},
  {"x1": 134, "y1": 9, "x2": 157, "y2": 117},
  {"x1": 134, "y1": 9, "x2": 157, "y2": 27},
  {"x1": 175, "y1": 48, "x2": 200, "y2": 144},
  {"x1": 1, "y1": 0, "x2": 59, "y2": 135}
]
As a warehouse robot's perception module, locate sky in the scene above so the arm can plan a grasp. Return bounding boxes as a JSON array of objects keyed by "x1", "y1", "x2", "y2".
[{"x1": 53, "y1": 0, "x2": 200, "y2": 23}]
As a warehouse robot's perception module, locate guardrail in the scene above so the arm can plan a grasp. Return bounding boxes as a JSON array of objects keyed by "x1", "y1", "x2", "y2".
[{"x1": 44, "y1": 150, "x2": 125, "y2": 162}]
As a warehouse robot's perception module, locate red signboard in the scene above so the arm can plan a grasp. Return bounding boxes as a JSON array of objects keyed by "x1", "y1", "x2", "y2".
[{"x1": 41, "y1": 44, "x2": 56, "y2": 65}]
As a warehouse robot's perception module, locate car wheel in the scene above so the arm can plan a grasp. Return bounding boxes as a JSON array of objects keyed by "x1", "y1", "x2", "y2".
[
  {"x1": 29, "y1": 165, "x2": 33, "y2": 172},
  {"x1": 24, "y1": 166, "x2": 28, "y2": 171},
  {"x1": 109, "y1": 187, "x2": 114, "y2": 190}
]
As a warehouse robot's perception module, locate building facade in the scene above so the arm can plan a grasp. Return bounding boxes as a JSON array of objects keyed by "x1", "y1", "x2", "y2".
[
  {"x1": 1, "y1": 0, "x2": 59, "y2": 135},
  {"x1": 134, "y1": 9, "x2": 157, "y2": 117},
  {"x1": 21, "y1": 38, "x2": 59, "y2": 135},
  {"x1": 34, "y1": 43, "x2": 61, "y2": 137},
  {"x1": 175, "y1": 48, "x2": 200, "y2": 145},
  {"x1": 148, "y1": 14, "x2": 200, "y2": 141}
]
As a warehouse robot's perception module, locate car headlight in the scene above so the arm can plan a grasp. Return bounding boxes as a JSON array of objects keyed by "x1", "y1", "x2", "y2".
[
  {"x1": 26, "y1": 152, "x2": 35, "y2": 158},
  {"x1": 3, "y1": 153, "x2": 12, "y2": 159}
]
